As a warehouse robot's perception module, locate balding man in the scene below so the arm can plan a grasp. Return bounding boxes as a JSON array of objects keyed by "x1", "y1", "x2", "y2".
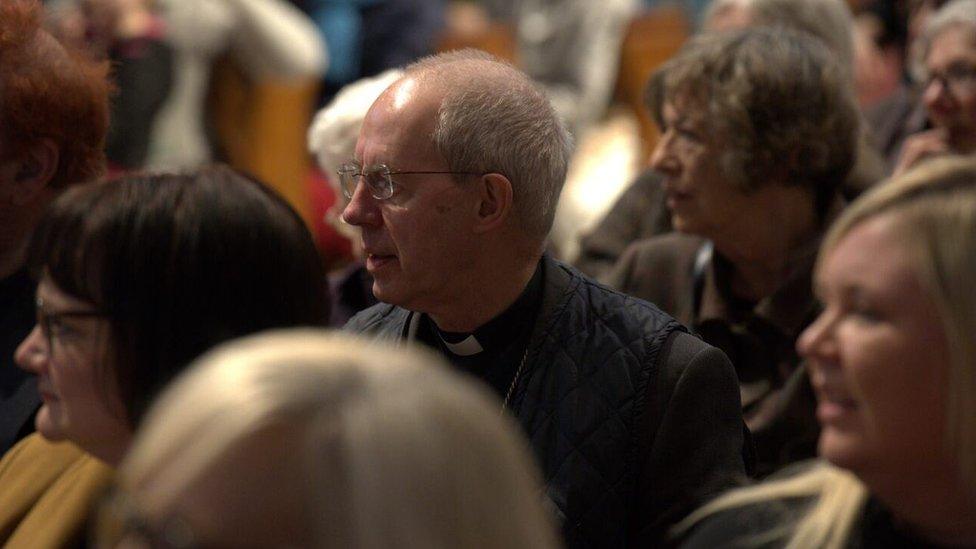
[
  {"x1": 343, "y1": 50, "x2": 747, "y2": 547},
  {"x1": 0, "y1": 0, "x2": 111, "y2": 455}
]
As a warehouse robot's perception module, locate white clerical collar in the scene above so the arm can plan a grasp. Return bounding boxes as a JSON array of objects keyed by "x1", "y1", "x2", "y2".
[{"x1": 438, "y1": 333, "x2": 484, "y2": 356}]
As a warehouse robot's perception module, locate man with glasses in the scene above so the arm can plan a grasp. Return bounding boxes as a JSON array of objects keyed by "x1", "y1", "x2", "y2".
[
  {"x1": 343, "y1": 49, "x2": 748, "y2": 547},
  {"x1": 0, "y1": 0, "x2": 111, "y2": 455}
]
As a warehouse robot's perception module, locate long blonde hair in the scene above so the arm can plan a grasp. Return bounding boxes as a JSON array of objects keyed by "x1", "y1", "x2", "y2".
[
  {"x1": 118, "y1": 330, "x2": 560, "y2": 549},
  {"x1": 679, "y1": 155, "x2": 976, "y2": 547}
]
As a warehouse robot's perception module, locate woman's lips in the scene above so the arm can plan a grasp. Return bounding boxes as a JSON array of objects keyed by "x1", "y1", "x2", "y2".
[
  {"x1": 816, "y1": 393, "x2": 858, "y2": 424},
  {"x1": 666, "y1": 191, "x2": 691, "y2": 210}
]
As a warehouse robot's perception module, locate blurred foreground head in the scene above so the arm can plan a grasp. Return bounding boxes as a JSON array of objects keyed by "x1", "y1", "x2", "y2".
[{"x1": 107, "y1": 330, "x2": 559, "y2": 548}]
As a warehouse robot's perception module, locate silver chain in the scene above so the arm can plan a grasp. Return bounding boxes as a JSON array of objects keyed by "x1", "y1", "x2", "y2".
[{"x1": 502, "y1": 347, "x2": 530, "y2": 413}]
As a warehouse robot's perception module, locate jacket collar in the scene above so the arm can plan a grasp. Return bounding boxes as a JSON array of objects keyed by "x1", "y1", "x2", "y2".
[{"x1": 697, "y1": 195, "x2": 844, "y2": 339}]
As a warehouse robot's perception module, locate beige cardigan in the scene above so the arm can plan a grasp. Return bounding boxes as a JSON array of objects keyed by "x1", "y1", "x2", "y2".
[{"x1": 0, "y1": 433, "x2": 114, "y2": 548}]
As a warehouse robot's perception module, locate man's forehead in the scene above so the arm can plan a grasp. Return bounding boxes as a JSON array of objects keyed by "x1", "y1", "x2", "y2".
[
  {"x1": 389, "y1": 76, "x2": 421, "y2": 111},
  {"x1": 356, "y1": 77, "x2": 442, "y2": 161}
]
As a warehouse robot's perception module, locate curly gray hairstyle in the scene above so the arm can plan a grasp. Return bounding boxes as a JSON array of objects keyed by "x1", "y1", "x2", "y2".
[
  {"x1": 646, "y1": 27, "x2": 859, "y2": 217},
  {"x1": 404, "y1": 49, "x2": 574, "y2": 239}
]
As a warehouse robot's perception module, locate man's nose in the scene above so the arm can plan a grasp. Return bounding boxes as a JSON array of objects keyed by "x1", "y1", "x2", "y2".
[{"x1": 340, "y1": 179, "x2": 381, "y2": 227}]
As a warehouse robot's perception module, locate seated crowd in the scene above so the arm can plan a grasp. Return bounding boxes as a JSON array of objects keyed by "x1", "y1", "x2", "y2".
[{"x1": 0, "y1": 0, "x2": 973, "y2": 547}]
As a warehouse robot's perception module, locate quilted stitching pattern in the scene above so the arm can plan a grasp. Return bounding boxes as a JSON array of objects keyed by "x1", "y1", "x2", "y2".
[
  {"x1": 515, "y1": 266, "x2": 680, "y2": 547},
  {"x1": 346, "y1": 261, "x2": 681, "y2": 548}
]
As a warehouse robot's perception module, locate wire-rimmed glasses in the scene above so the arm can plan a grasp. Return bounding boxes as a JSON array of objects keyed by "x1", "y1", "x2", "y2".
[{"x1": 336, "y1": 162, "x2": 482, "y2": 200}]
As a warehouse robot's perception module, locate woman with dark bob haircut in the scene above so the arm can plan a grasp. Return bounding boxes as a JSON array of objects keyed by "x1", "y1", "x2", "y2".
[{"x1": 0, "y1": 164, "x2": 329, "y2": 547}]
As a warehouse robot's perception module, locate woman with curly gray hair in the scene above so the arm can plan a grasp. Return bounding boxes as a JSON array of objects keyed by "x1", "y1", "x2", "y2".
[{"x1": 609, "y1": 26, "x2": 860, "y2": 477}]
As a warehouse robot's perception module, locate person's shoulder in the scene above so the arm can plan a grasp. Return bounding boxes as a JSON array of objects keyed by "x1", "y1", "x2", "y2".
[
  {"x1": 663, "y1": 331, "x2": 725, "y2": 370},
  {"x1": 0, "y1": 434, "x2": 113, "y2": 548},
  {"x1": 605, "y1": 233, "x2": 706, "y2": 317},
  {"x1": 343, "y1": 302, "x2": 407, "y2": 334},
  {"x1": 610, "y1": 233, "x2": 705, "y2": 283},
  {"x1": 626, "y1": 232, "x2": 705, "y2": 258},
  {"x1": 553, "y1": 260, "x2": 686, "y2": 350},
  {"x1": 0, "y1": 433, "x2": 87, "y2": 476},
  {"x1": 678, "y1": 497, "x2": 806, "y2": 548},
  {"x1": 655, "y1": 331, "x2": 740, "y2": 420},
  {"x1": 0, "y1": 433, "x2": 111, "y2": 514}
]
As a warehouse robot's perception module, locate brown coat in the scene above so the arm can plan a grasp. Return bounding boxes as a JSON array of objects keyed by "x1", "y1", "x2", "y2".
[{"x1": 608, "y1": 233, "x2": 821, "y2": 477}]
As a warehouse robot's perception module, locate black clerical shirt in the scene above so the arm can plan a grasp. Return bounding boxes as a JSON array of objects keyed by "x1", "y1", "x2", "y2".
[{"x1": 415, "y1": 262, "x2": 543, "y2": 403}]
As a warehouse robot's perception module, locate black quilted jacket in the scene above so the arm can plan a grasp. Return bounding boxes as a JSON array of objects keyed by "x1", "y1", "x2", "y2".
[{"x1": 345, "y1": 256, "x2": 747, "y2": 547}]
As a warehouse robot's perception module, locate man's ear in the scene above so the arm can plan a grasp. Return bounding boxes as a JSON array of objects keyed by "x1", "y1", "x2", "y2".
[
  {"x1": 472, "y1": 173, "x2": 513, "y2": 234},
  {"x1": 10, "y1": 139, "x2": 59, "y2": 206}
]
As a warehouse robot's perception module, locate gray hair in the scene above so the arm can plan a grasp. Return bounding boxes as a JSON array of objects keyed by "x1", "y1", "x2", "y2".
[
  {"x1": 646, "y1": 27, "x2": 859, "y2": 216},
  {"x1": 704, "y1": 0, "x2": 855, "y2": 81},
  {"x1": 912, "y1": 0, "x2": 976, "y2": 82},
  {"x1": 405, "y1": 49, "x2": 574, "y2": 239}
]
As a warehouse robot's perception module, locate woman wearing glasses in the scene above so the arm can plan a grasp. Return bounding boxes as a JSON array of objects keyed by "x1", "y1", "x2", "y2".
[
  {"x1": 893, "y1": 0, "x2": 976, "y2": 175},
  {"x1": 678, "y1": 156, "x2": 976, "y2": 547},
  {"x1": 0, "y1": 165, "x2": 329, "y2": 547}
]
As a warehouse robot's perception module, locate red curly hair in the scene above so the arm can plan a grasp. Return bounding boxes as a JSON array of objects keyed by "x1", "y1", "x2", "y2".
[{"x1": 0, "y1": 0, "x2": 111, "y2": 188}]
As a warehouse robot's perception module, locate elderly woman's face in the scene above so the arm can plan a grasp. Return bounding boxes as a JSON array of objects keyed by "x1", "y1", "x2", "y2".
[
  {"x1": 13, "y1": 276, "x2": 129, "y2": 451},
  {"x1": 649, "y1": 102, "x2": 751, "y2": 238},
  {"x1": 923, "y1": 24, "x2": 976, "y2": 144},
  {"x1": 798, "y1": 215, "x2": 951, "y2": 483}
]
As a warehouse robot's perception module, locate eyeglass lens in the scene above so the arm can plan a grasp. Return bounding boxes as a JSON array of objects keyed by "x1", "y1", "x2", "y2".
[{"x1": 339, "y1": 165, "x2": 392, "y2": 200}]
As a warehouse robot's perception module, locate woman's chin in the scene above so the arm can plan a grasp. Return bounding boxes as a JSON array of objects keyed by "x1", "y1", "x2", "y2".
[
  {"x1": 817, "y1": 427, "x2": 869, "y2": 473},
  {"x1": 34, "y1": 405, "x2": 67, "y2": 442}
]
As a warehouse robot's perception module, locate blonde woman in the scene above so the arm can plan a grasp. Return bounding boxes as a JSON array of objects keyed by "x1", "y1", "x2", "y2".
[
  {"x1": 98, "y1": 331, "x2": 560, "y2": 548},
  {"x1": 678, "y1": 155, "x2": 976, "y2": 547}
]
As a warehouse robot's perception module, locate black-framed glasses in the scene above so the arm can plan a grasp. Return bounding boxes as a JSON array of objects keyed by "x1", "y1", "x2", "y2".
[
  {"x1": 35, "y1": 295, "x2": 107, "y2": 354},
  {"x1": 336, "y1": 162, "x2": 482, "y2": 200},
  {"x1": 922, "y1": 63, "x2": 976, "y2": 97}
]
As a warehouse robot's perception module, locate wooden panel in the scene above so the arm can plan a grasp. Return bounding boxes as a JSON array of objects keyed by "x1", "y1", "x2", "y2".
[
  {"x1": 436, "y1": 21, "x2": 517, "y2": 62},
  {"x1": 613, "y1": 7, "x2": 691, "y2": 160},
  {"x1": 209, "y1": 58, "x2": 320, "y2": 226}
]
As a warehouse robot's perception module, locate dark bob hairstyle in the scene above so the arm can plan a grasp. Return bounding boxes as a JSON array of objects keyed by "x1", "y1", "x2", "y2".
[{"x1": 27, "y1": 164, "x2": 330, "y2": 424}]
